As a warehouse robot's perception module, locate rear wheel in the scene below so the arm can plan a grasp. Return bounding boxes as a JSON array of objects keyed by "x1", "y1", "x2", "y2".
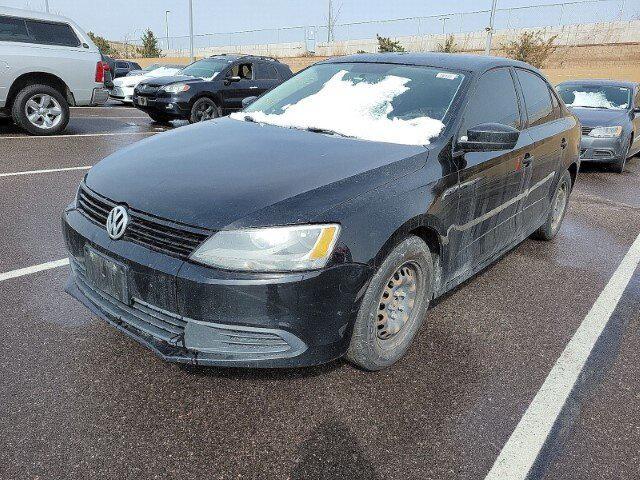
[
  {"x1": 532, "y1": 169, "x2": 572, "y2": 241},
  {"x1": 189, "y1": 97, "x2": 219, "y2": 123},
  {"x1": 346, "y1": 236, "x2": 433, "y2": 371},
  {"x1": 11, "y1": 84, "x2": 69, "y2": 136}
]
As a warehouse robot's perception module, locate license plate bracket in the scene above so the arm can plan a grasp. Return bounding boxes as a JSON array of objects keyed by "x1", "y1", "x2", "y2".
[
  {"x1": 137, "y1": 96, "x2": 148, "y2": 106},
  {"x1": 84, "y1": 246, "x2": 129, "y2": 304}
]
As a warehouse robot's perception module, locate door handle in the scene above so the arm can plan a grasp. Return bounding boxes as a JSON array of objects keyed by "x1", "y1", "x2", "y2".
[
  {"x1": 560, "y1": 138, "x2": 568, "y2": 149},
  {"x1": 522, "y1": 153, "x2": 533, "y2": 167}
]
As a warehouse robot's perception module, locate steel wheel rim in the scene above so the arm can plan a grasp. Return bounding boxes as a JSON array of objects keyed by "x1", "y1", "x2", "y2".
[
  {"x1": 25, "y1": 94, "x2": 63, "y2": 129},
  {"x1": 376, "y1": 262, "x2": 420, "y2": 340},
  {"x1": 551, "y1": 180, "x2": 568, "y2": 231},
  {"x1": 195, "y1": 101, "x2": 216, "y2": 122}
]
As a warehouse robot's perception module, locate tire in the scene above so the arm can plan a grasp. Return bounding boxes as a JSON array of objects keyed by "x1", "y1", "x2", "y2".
[
  {"x1": 532, "y1": 169, "x2": 572, "y2": 241},
  {"x1": 189, "y1": 97, "x2": 219, "y2": 123},
  {"x1": 11, "y1": 84, "x2": 69, "y2": 136},
  {"x1": 148, "y1": 112, "x2": 172, "y2": 125},
  {"x1": 346, "y1": 235, "x2": 433, "y2": 371},
  {"x1": 612, "y1": 140, "x2": 631, "y2": 174}
]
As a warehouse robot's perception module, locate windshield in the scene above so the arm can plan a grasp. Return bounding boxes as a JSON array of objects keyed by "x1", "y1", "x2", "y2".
[
  {"x1": 180, "y1": 58, "x2": 229, "y2": 80},
  {"x1": 232, "y1": 62, "x2": 465, "y2": 145},
  {"x1": 557, "y1": 84, "x2": 631, "y2": 110}
]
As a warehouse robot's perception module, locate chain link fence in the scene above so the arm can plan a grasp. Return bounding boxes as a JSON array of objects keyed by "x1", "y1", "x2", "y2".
[{"x1": 121, "y1": 0, "x2": 636, "y2": 58}]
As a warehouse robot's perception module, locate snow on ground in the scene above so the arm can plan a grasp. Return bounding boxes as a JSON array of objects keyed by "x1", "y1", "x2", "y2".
[{"x1": 231, "y1": 70, "x2": 444, "y2": 146}]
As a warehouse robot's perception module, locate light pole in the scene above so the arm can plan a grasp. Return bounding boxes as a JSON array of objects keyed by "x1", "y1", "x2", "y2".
[
  {"x1": 188, "y1": 0, "x2": 195, "y2": 62},
  {"x1": 165, "y1": 10, "x2": 170, "y2": 53},
  {"x1": 439, "y1": 16, "x2": 451, "y2": 35},
  {"x1": 484, "y1": 0, "x2": 498, "y2": 55}
]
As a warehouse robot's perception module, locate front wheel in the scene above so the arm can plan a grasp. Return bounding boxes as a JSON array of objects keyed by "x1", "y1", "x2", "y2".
[
  {"x1": 346, "y1": 236, "x2": 433, "y2": 371},
  {"x1": 189, "y1": 97, "x2": 219, "y2": 123},
  {"x1": 532, "y1": 169, "x2": 572, "y2": 241},
  {"x1": 612, "y1": 140, "x2": 630, "y2": 174},
  {"x1": 11, "y1": 84, "x2": 69, "y2": 136}
]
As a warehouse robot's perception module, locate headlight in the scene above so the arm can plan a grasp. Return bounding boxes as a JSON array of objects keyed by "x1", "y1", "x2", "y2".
[
  {"x1": 190, "y1": 224, "x2": 341, "y2": 272},
  {"x1": 588, "y1": 126, "x2": 622, "y2": 138},
  {"x1": 161, "y1": 83, "x2": 190, "y2": 94}
]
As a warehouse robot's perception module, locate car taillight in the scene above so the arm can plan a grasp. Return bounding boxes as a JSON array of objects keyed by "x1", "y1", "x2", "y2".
[{"x1": 95, "y1": 61, "x2": 106, "y2": 83}]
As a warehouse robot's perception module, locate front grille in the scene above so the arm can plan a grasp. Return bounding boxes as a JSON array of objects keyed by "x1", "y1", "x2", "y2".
[
  {"x1": 77, "y1": 184, "x2": 209, "y2": 259},
  {"x1": 581, "y1": 126, "x2": 593, "y2": 136},
  {"x1": 580, "y1": 148, "x2": 587, "y2": 158},
  {"x1": 135, "y1": 84, "x2": 160, "y2": 96}
]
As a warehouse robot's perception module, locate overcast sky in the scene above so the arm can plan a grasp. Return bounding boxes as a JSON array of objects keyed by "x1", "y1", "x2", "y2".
[{"x1": 1, "y1": 0, "x2": 634, "y2": 43}]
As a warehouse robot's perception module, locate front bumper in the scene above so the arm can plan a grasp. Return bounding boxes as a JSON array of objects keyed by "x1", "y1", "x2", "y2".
[
  {"x1": 132, "y1": 93, "x2": 190, "y2": 119},
  {"x1": 62, "y1": 207, "x2": 371, "y2": 368},
  {"x1": 109, "y1": 86, "x2": 134, "y2": 103},
  {"x1": 579, "y1": 135, "x2": 626, "y2": 162}
]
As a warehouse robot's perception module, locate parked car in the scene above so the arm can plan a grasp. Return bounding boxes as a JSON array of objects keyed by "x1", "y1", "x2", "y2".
[
  {"x1": 126, "y1": 63, "x2": 183, "y2": 77},
  {"x1": 112, "y1": 60, "x2": 141, "y2": 78},
  {"x1": 0, "y1": 6, "x2": 109, "y2": 135},
  {"x1": 63, "y1": 53, "x2": 579, "y2": 370},
  {"x1": 132, "y1": 54, "x2": 293, "y2": 124},
  {"x1": 110, "y1": 64, "x2": 183, "y2": 104},
  {"x1": 556, "y1": 80, "x2": 640, "y2": 173}
]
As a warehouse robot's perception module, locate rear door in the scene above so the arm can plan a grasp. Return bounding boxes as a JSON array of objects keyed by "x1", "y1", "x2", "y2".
[
  {"x1": 514, "y1": 68, "x2": 568, "y2": 231},
  {"x1": 451, "y1": 67, "x2": 534, "y2": 276},
  {"x1": 632, "y1": 87, "x2": 640, "y2": 156},
  {"x1": 254, "y1": 61, "x2": 282, "y2": 95}
]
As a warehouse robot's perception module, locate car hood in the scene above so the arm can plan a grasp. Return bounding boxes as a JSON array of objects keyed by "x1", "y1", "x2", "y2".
[
  {"x1": 138, "y1": 75, "x2": 202, "y2": 87},
  {"x1": 569, "y1": 107, "x2": 630, "y2": 127},
  {"x1": 85, "y1": 118, "x2": 427, "y2": 230}
]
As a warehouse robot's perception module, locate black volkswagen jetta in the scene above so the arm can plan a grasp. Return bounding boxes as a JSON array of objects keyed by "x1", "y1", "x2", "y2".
[{"x1": 63, "y1": 53, "x2": 580, "y2": 371}]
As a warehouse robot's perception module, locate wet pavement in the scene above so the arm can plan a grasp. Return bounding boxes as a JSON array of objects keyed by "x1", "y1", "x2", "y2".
[{"x1": 0, "y1": 106, "x2": 638, "y2": 479}]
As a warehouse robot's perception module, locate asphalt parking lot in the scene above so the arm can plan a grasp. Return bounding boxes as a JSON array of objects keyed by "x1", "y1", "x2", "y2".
[{"x1": 1, "y1": 106, "x2": 639, "y2": 480}]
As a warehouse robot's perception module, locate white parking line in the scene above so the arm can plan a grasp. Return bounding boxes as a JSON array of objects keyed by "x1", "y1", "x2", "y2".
[
  {"x1": 0, "y1": 166, "x2": 91, "y2": 178},
  {"x1": 0, "y1": 258, "x2": 69, "y2": 283},
  {"x1": 485, "y1": 231, "x2": 640, "y2": 480},
  {"x1": 73, "y1": 115, "x2": 149, "y2": 119},
  {"x1": 1, "y1": 131, "x2": 157, "y2": 139}
]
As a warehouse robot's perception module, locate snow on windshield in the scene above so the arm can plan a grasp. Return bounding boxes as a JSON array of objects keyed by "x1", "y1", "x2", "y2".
[
  {"x1": 230, "y1": 70, "x2": 445, "y2": 146},
  {"x1": 567, "y1": 91, "x2": 627, "y2": 110}
]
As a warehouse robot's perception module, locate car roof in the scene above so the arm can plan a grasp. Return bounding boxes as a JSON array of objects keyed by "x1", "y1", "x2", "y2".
[
  {"x1": 209, "y1": 54, "x2": 280, "y2": 63},
  {"x1": 0, "y1": 6, "x2": 75, "y2": 23},
  {"x1": 557, "y1": 79, "x2": 638, "y2": 89},
  {"x1": 319, "y1": 52, "x2": 538, "y2": 74}
]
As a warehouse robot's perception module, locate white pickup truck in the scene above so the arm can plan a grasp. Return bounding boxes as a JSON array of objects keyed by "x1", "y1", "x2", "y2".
[{"x1": 0, "y1": 7, "x2": 108, "y2": 135}]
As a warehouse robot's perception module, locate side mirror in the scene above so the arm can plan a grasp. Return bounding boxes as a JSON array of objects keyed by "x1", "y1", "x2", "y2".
[
  {"x1": 242, "y1": 96, "x2": 258, "y2": 109},
  {"x1": 457, "y1": 123, "x2": 520, "y2": 152},
  {"x1": 225, "y1": 76, "x2": 242, "y2": 85},
  {"x1": 633, "y1": 107, "x2": 640, "y2": 114}
]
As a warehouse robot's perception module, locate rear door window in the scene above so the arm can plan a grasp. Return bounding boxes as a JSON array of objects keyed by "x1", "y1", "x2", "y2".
[
  {"x1": 460, "y1": 67, "x2": 522, "y2": 137},
  {"x1": 0, "y1": 15, "x2": 30, "y2": 42},
  {"x1": 116, "y1": 62, "x2": 129, "y2": 69},
  {"x1": 25, "y1": 20, "x2": 80, "y2": 47},
  {"x1": 515, "y1": 69, "x2": 554, "y2": 127},
  {"x1": 256, "y1": 63, "x2": 279, "y2": 80}
]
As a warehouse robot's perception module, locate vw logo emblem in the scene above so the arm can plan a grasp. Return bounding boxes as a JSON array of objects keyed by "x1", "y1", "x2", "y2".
[{"x1": 106, "y1": 205, "x2": 129, "y2": 240}]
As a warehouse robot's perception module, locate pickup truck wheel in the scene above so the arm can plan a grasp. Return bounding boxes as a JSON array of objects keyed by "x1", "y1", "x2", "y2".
[
  {"x1": 532, "y1": 169, "x2": 572, "y2": 241},
  {"x1": 346, "y1": 236, "x2": 433, "y2": 371},
  {"x1": 12, "y1": 84, "x2": 69, "y2": 136},
  {"x1": 190, "y1": 97, "x2": 219, "y2": 123}
]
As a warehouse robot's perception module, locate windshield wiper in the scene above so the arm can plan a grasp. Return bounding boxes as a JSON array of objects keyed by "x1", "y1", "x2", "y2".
[{"x1": 306, "y1": 126, "x2": 354, "y2": 138}]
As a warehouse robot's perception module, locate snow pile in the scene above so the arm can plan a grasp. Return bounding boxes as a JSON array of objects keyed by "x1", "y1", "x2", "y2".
[
  {"x1": 568, "y1": 91, "x2": 627, "y2": 110},
  {"x1": 231, "y1": 70, "x2": 444, "y2": 145}
]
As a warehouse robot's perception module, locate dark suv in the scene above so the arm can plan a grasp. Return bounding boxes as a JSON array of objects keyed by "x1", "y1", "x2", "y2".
[{"x1": 132, "y1": 54, "x2": 293, "y2": 124}]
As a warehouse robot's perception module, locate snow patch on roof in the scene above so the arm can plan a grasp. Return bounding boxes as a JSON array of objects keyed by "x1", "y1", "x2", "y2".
[{"x1": 231, "y1": 70, "x2": 444, "y2": 146}]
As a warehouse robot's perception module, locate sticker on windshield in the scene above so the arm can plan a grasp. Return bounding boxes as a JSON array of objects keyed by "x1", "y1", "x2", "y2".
[{"x1": 436, "y1": 72, "x2": 459, "y2": 80}]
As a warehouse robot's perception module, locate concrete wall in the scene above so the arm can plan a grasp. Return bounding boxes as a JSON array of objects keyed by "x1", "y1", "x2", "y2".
[{"x1": 161, "y1": 20, "x2": 640, "y2": 59}]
